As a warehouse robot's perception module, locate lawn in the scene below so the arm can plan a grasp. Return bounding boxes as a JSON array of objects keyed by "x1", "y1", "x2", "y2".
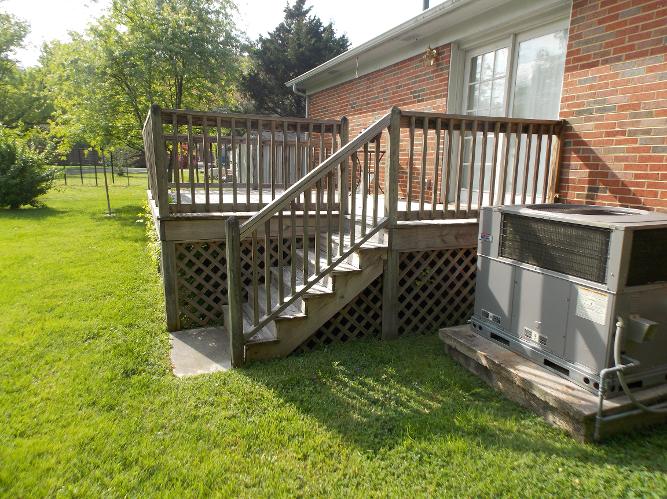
[{"x1": 1, "y1": 183, "x2": 666, "y2": 497}]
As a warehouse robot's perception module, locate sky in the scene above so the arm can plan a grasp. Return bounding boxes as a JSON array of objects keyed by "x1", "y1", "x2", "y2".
[{"x1": 3, "y1": 0, "x2": 447, "y2": 67}]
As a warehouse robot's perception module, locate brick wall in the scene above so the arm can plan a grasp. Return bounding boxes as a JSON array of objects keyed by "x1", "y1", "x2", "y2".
[
  {"x1": 309, "y1": 44, "x2": 451, "y2": 201},
  {"x1": 559, "y1": 0, "x2": 667, "y2": 210}
]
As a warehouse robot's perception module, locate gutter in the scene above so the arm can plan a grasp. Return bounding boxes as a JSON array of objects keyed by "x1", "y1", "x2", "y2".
[
  {"x1": 291, "y1": 83, "x2": 308, "y2": 117},
  {"x1": 285, "y1": 0, "x2": 471, "y2": 88}
]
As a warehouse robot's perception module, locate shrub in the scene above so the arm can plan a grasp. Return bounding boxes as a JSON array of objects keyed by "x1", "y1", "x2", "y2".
[{"x1": 0, "y1": 132, "x2": 55, "y2": 209}]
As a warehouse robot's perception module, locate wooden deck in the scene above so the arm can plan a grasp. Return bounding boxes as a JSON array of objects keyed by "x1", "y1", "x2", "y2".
[{"x1": 143, "y1": 105, "x2": 564, "y2": 366}]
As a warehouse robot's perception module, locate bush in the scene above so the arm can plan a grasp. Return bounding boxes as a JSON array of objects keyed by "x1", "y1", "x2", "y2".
[{"x1": 0, "y1": 132, "x2": 55, "y2": 209}]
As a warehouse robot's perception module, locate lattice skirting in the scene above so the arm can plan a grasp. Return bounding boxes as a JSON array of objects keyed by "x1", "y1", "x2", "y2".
[
  {"x1": 397, "y1": 247, "x2": 477, "y2": 335},
  {"x1": 294, "y1": 276, "x2": 384, "y2": 353},
  {"x1": 173, "y1": 238, "x2": 296, "y2": 329}
]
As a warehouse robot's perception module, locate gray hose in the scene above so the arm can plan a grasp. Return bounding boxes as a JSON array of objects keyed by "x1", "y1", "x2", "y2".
[{"x1": 614, "y1": 317, "x2": 667, "y2": 414}]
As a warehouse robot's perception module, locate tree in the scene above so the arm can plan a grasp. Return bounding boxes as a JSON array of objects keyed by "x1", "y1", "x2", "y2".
[
  {"x1": 0, "y1": 128, "x2": 54, "y2": 209},
  {"x1": 42, "y1": 0, "x2": 242, "y2": 153},
  {"x1": 0, "y1": 7, "x2": 27, "y2": 85},
  {"x1": 241, "y1": 0, "x2": 349, "y2": 116}
]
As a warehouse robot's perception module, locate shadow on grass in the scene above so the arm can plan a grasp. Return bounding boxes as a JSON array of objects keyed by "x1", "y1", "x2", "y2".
[
  {"x1": 0, "y1": 205, "x2": 65, "y2": 220},
  {"x1": 243, "y1": 335, "x2": 667, "y2": 473}
]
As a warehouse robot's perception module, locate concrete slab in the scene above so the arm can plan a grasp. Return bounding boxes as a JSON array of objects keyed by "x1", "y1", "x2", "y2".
[
  {"x1": 170, "y1": 327, "x2": 230, "y2": 377},
  {"x1": 439, "y1": 325, "x2": 667, "y2": 442}
]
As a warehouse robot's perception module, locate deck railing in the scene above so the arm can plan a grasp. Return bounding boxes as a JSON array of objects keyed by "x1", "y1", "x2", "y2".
[
  {"x1": 396, "y1": 111, "x2": 564, "y2": 220},
  {"x1": 142, "y1": 105, "x2": 345, "y2": 215}
]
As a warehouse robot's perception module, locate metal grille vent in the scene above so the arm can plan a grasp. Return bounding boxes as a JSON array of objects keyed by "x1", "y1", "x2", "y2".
[
  {"x1": 500, "y1": 214, "x2": 611, "y2": 283},
  {"x1": 627, "y1": 228, "x2": 667, "y2": 286}
]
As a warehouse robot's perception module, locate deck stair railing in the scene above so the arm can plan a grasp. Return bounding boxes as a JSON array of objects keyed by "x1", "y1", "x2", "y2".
[{"x1": 225, "y1": 110, "x2": 398, "y2": 364}]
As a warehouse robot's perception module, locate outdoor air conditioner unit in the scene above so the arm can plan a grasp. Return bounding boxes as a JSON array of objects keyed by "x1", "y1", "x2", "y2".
[{"x1": 471, "y1": 204, "x2": 667, "y2": 396}]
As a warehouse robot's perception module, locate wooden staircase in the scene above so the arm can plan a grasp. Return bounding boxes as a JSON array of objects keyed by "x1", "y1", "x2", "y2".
[{"x1": 232, "y1": 226, "x2": 388, "y2": 360}]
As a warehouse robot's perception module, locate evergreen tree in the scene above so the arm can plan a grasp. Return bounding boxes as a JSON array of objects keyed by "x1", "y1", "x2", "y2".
[{"x1": 242, "y1": 0, "x2": 349, "y2": 116}]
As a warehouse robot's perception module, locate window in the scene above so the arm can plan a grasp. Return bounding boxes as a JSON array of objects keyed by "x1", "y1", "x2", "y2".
[{"x1": 451, "y1": 22, "x2": 568, "y2": 205}]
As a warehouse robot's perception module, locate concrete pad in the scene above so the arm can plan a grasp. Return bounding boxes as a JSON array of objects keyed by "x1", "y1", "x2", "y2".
[
  {"x1": 439, "y1": 325, "x2": 667, "y2": 442},
  {"x1": 170, "y1": 327, "x2": 231, "y2": 377}
]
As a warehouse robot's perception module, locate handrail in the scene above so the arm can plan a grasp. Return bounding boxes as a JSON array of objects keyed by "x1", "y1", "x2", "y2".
[
  {"x1": 161, "y1": 108, "x2": 340, "y2": 128},
  {"x1": 239, "y1": 111, "x2": 392, "y2": 239}
]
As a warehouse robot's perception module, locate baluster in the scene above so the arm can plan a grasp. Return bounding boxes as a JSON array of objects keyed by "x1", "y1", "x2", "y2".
[
  {"x1": 271, "y1": 121, "x2": 276, "y2": 200},
  {"x1": 319, "y1": 123, "x2": 325, "y2": 165},
  {"x1": 264, "y1": 220, "x2": 271, "y2": 318},
  {"x1": 290, "y1": 199, "x2": 297, "y2": 295},
  {"x1": 303, "y1": 180, "x2": 310, "y2": 281},
  {"x1": 187, "y1": 114, "x2": 195, "y2": 207},
  {"x1": 521, "y1": 123, "x2": 533, "y2": 205},
  {"x1": 455, "y1": 118, "x2": 466, "y2": 218},
  {"x1": 245, "y1": 118, "x2": 251, "y2": 208},
  {"x1": 467, "y1": 120, "x2": 478, "y2": 216},
  {"x1": 443, "y1": 118, "x2": 454, "y2": 218},
  {"x1": 477, "y1": 121, "x2": 489, "y2": 213},
  {"x1": 203, "y1": 120, "x2": 210, "y2": 210},
  {"x1": 542, "y1": 125, "x2": 554, "y2": 203},
  {"x1": 510, "y1": 121, "x2": 522, "y2": 204},
  {"x1": 407, "y1": 115, "x2": 415, "y2": 216},
  {"x1": 172, "y1": 114, "x2": 181, "y2": 208},
  {"x1": 315, "y1": 179, "x2": 322, "y2": 275},
  {"x1": 373, "y1": 135, "x2": 380, "y2": 226},
  {"x1": 277, "y1": 210, "x2": 285, "y2": 304},
  {"x1": 216, "y1": 117, "x2": 223, "y2": 211},
  {"x1": 361, "y1": 142, "x2": 369, "y2": 236},
  {"x1": 258, "y1": 119, "x2": 263, "y2": 205},
  {"x1": 530, "y1": 125, "x2": 543, "y2": 205},
  {"x1": 499, "y1": 121, "x2": 512, "y2": 205},
  {"x1": 489, "y1": 121, "x2": 501, "y2": 206},
  {"x1": 432, "y1": 118, "x2": 441, "y2": 217},
  {"x1": 327, "y1": 171, "x2": 334, "y2": 265},
  {"x1": 296, "y1": 123, "x2": 301, "y2": 191},
  {"x1": 252, "y1": 230, "x2": 259, "y2": 325},
  {"x1": 283, "y1": 121, "x2": 289, "y2": 188},
  {"x1": 349, "y1": 150, "x2": 357, "y2": 245},
  {"x1": 231, "y1": 118, "x2": 237, "y2": 211},
  {"x1": 420, "y1": 117, "x2": 428, "y2": 217}
]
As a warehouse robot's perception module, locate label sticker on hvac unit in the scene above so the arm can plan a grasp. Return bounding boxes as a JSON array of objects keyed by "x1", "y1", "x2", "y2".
[{"x1": 575, "y1": 286, "x2": 609, "y2": 325}]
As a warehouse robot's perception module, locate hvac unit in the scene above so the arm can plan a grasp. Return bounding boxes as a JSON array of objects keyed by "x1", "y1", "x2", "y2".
[{"x1": 471, "y1": 204, "x2": 667, "y2": 397}]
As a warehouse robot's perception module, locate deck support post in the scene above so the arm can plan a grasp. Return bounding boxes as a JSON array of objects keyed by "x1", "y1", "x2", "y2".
[
  {"x1": 226, "y1": 216, "x2": 245, "y2": 367},
  {"x1": 382, "y1": 107, "x2": 401, "y2": 341},
  {"x1": 160, "y1": 240, "x2": 180, "y2": 331},
  {"x1": 338, "y1": 117, "x2": 349, "y2": 216}
]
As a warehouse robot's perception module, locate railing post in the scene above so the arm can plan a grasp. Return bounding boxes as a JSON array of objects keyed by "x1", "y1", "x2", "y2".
[
  {"x1": 150, "y1": 104, "x2": 170, "y2": 218},
  {"x1": 382, "y1": 107, "x2": 401, "y2": 341},
  {"x1": 547, "y1": 121, "x2": 565, "y2": 203},
  {"x1": 338, "y1": 117, "x2": 349, "y2": 215},
  {"x1": 385, "y1": 107, "x2": 401, "y2": 227},
  {"x1": 225, "y1": 216, "x2": 245, "y2": 367}
]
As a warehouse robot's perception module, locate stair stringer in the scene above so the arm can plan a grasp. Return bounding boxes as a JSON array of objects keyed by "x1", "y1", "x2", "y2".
[{"x1": 244, "y1": 249, "x2": 385, "y2": 360}]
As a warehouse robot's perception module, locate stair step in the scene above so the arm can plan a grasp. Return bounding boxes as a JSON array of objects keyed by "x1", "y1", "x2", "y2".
[
  {"x1": 294, "y1": 248, "x2": 361, "y2": 275},
  {"x1": 269, "y1": 266, "x2": 334, "y2": 293},
  {"x1": 242, "y1": 303, "x2": 277, "y2": 343}
]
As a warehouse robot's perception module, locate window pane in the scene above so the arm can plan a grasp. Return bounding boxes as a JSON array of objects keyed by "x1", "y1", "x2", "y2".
[
  {"x1": 512, "y1": 30, "x2": 568, "y2": 119},
  {"x1": 494, "y1": 48, "x2": 508, "y2": 77},
  {"x1": 491, "y1": 77, "x2": 505, "y2": 116},
  {"x1": 467, "y1": 83, "x2": 479, "y2": 112},
  {"x1": 481, "y1": 51, "x2": 494, "y2": 81},
  {"x1": 469, "y1": 56, "x2": 481, "y2": 83},
  {"x1": 478, "y1": 81, "x2": 492, "y2": 113}
]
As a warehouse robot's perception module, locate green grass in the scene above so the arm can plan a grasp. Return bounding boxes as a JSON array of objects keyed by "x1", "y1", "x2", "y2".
[{"x1": 1, "y1": 184, "x2": 666, "y2": 497}]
